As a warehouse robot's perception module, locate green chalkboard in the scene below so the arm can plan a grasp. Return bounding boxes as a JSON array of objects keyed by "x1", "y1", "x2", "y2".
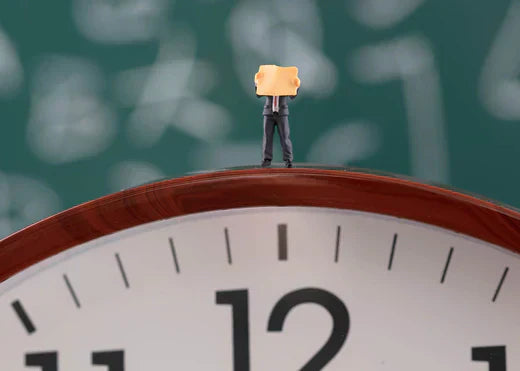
[{"x1": 0, "y1": 0, "x2": 519, "y2": 238}]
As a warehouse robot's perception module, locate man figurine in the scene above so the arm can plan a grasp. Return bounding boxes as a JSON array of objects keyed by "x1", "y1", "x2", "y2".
[{"x1": 254, "y1": 65, "x2": 300, "y2": 168}]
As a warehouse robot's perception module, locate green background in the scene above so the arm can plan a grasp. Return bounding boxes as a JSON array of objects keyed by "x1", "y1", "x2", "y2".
[{"x1": 1, "y1": 0, "x2": 520, "y2": 238}]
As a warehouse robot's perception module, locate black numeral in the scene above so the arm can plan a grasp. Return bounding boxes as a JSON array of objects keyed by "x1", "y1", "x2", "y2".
[
  {"x1": 472, "y1": 346, "x2": 506, "y2": 371},
  {"x1": 26, "y1": 350, "x2": 124, "y2": 370},
  {"x1": 268, "y1": 288, "x2": 350, "y2": 370},
  {"x1": 26, "y1": 352, "x2": 58, "y2": 371},
  {"x1": 216, "y1": 289, "x2": 250, "y2": 371},
  {"x1": 92, "y1": 350, "x2": 124, "y2": 371},
  {"x1": 217, "y1": 287, "x2": 349, "y2": 370}
]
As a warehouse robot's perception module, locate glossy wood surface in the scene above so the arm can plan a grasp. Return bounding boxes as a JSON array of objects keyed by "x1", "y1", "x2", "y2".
[{"x1": 2, "y1": 168, "x2": 520, "y2": 283}]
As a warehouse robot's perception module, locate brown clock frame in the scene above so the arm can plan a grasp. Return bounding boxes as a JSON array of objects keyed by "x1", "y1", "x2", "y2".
[{"x1": 1, "y1": 167, "x2": 520, "y2": 283}]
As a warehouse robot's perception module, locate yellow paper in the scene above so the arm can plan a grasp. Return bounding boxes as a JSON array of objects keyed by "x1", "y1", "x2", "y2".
[{"x1": 255, "y1": 65, "x2": 300, "y2": 96}]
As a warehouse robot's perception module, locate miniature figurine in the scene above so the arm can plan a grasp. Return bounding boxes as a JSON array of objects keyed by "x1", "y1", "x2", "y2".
[{"x1": 254, "y1": 65, "x2": 300, "y2": 168}]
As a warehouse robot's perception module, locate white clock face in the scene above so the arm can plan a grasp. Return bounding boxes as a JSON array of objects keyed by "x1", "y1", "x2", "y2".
[{"x1": 0, "y1": 206, "x2": 518, "y2": 370}]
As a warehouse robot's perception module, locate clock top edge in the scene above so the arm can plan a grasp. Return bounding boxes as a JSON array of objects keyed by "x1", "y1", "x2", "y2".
[{"x1": 0, "y1": 167, "x2": 519, "y2": 282}]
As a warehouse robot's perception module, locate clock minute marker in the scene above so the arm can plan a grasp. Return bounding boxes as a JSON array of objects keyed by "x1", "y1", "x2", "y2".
[
  {"x1": 115, "y1": 253, "x2": 129, "y2": 289},
  {"x1": 387, "y1": 233, "x2": 398, "y2": 270},
  {"x1": 278, "y1": 224, "x2": 288, "y2": 261},
  {"x1": 11, "y1": 300, "x2": 36, "y2": 334},
  {"x1": 169, "y1": 238, "x2": 180, "y2": 274},
  {"x1": 440, "y1": 247, "x2": 454, "y2": 284},
  {"x1": 334, "y1": 226, "x2": 341, "y2": 263},
  {"x1": 492, "y1": 267, "x2": 509, "y2": 303},
  {"x1": 225, "y1": 227, "x2": 232, "y2": 265},
  {"x1": 63, "y1": 274, "x2": 81, "y2": 308}
]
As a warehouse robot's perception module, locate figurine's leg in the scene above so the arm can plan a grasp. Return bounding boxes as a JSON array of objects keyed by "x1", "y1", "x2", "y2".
[
  {"x1": 263, "y1": 115, "x2": 275, "y2": 162},
  {"x1": 277, "y1": 115, "x2": 294, "y2": 162}
]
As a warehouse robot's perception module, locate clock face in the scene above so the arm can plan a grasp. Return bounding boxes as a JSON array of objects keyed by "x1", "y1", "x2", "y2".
[{"x1": 0, "y1": 206, "x2": 518, "y2": 370}]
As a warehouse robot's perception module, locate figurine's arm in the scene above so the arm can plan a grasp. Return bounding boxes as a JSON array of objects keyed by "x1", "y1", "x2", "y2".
[
  {"x1": 254, "y1": 72, "x2": 262, "y2": 84},
  {"x1": 290, "y1": 77, "x2": 301, "y2": 99},
  {"x1": 254, "y1": 72, "x2": 263, "y2": 98}
]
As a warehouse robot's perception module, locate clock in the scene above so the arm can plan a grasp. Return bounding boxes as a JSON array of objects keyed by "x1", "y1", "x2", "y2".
[{"x1": 1, "y1": 167, "x2": 519, "y2": 370}]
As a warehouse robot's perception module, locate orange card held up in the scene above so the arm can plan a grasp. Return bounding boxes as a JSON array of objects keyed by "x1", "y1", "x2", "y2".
[{"x1": 255, "y1": 65, "x2": 300, "y2": 96}]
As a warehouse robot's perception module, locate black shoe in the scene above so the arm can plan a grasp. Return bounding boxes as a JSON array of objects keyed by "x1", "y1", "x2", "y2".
[
  {"x1": 261, "y1": 159, "x2": 272, "y2": 168},
  {"x1": 285, "y1": 160, "x2": 293, "y2": 168}
]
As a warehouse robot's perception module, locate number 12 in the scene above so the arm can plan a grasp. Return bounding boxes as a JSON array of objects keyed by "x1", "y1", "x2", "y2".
[{"x1": 216, "y1": 287, "x2": 350, "y2": 371}]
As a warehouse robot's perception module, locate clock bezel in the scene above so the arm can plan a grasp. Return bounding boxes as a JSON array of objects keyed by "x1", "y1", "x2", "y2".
[{"x1": 1, "y1": 167, "x2": 519, "y2": 282}]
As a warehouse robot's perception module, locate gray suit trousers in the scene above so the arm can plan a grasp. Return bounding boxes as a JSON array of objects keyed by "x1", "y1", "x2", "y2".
[{"x1": 262, "y1": 114, "x2": 293, "y2": 161}]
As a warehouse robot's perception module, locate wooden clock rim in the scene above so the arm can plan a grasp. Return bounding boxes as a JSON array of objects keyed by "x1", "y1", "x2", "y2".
[{"x1": 1, "y1": 167, "x2": 520, "y2": 283}]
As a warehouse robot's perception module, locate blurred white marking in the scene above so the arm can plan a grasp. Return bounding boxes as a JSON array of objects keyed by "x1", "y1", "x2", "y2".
[
  {"x1": 108, "y1": 161, "x2": 165, "y2": 192},
  {"x1": 480, "y1": 0, "x2": 520, "y2": 120},
  {"x1": 0, "y1": 26, "x2": 23, "y2": 97},
  {"x1": 228, "y1": 0, "x2": 337, "y2": 98},
  {"x1": 306, "y1": 121, "x2": 381, "y2": 165},
  {"x1": 73, "y1": 0, "x2": 170, "y2": 44},
  {"x1": 347, "y1": 0, "x2": 425, "y2": 29},
  {"x1": 350, "y1": 35, "x2": 449, "y2": 183},
  {"x1": 191, "y1": 142, "x2": 260, "y2": 170},
  {"x1": 114, "y1": 29, "x2": 231, "y2": 147},
  {"x1": 0, "y1": 171, "x2": 61, "y2": 239},
  {"x1": 27, "y1": 56, "x2": 117, "y2": 164}
]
